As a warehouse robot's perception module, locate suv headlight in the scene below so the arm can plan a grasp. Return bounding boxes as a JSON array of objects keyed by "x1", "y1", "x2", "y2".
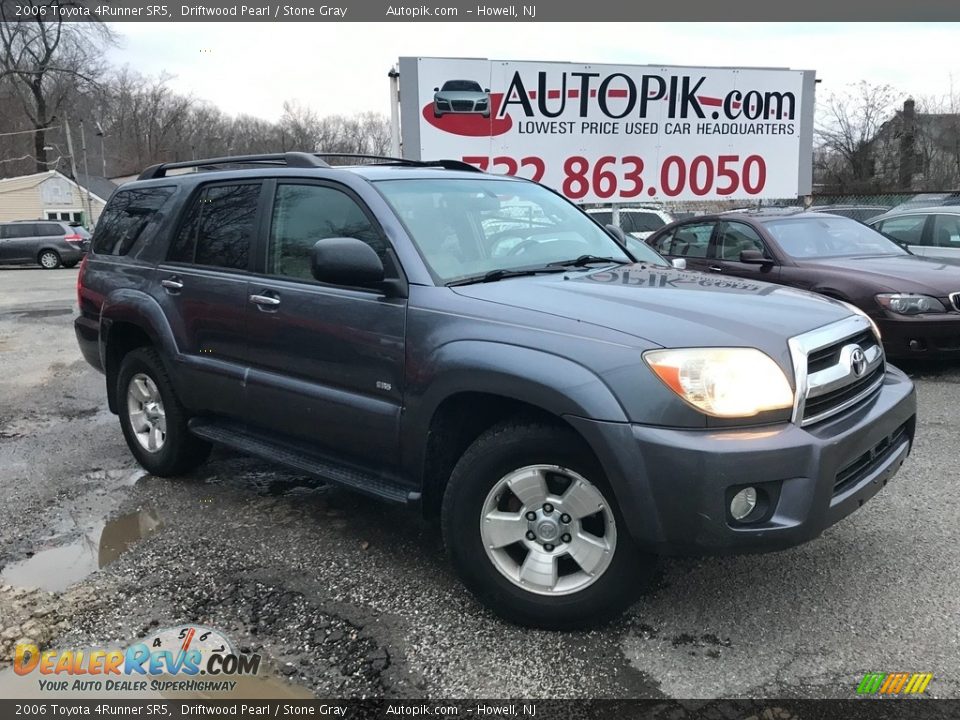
[
  {"x1": 876, "y1": 293, "x2": 945, "y2": 315},
  {"x1": 644, "y1": 348, "x2": 794, "y2": 418}
]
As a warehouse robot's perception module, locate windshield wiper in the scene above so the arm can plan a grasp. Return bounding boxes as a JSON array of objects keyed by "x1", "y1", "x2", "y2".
[
  {"x1": 446, "y1": 266, "x2": 567, "y2": 286},
  {"x1": 546, "y1": 254, "x2": 630, "y2": 268}
]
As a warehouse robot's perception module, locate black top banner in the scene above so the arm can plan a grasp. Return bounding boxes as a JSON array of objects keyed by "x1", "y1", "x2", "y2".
[{"x1": 2, "y1": 0, "x2": 960, "y2": 21}]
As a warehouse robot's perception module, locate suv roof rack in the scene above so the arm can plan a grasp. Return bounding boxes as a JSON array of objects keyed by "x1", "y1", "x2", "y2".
[
  {"x1": 137, "y1": 152, "x2": 483, "y2": 181},
  {"x1": 138, "y1": 152, "x2": 330, "y2": 180}
]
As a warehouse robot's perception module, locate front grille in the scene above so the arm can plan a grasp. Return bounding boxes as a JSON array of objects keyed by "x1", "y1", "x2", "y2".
[
  {"x1": 950, "y1": 292, "x2": 960, "y2": 312},
  {"x1": 802, "y1": 365, "x2": 884, "y2": 423},
  {"x1": 790, "y1": 317, "x2": 886, "y2": 427},
  {"x1": 806, "y1": 330, "x2": 877, "y2": 374},
  {"x1": 834, "y1": 422, "x2": 909, "y2": 495},
  {"x1": 451, "y1": 100, "x2": 474, "y2": 111}
]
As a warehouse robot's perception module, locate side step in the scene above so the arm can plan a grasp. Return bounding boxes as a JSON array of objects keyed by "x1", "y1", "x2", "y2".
[{"x1": 188, "y1": 418, "x2": 417, "y2": 504}]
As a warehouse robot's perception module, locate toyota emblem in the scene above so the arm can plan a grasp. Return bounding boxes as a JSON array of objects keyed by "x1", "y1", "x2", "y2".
[{"x1": 850, "y1": 346, "x2": 867, "y2": 377}]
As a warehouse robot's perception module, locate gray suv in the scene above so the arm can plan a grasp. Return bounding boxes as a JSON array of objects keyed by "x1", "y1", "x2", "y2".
[
  {"x1": 0, "y1": 220, "x2": 89, "y2": 269},
  {"x1": 74, "y1": 153, "x2": 917, "y2": 628}
]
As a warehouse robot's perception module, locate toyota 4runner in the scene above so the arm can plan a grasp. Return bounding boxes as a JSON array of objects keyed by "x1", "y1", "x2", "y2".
[{"x1": 75, "y1": 152, "x2": 917, "y2": 627}]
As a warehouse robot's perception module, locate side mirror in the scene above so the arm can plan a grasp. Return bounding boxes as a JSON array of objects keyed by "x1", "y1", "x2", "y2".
[
  {"x1": 433, "y1": 87, "x2": 440, "y2": 92},
  {"x1": 605, "y1": 224, "x2": 627, "y2": 247},
  {"x1": 671, "y1": 258, "x2": 687, "y2": 270},
  {"x1": 740, "y1": 249, "x2": 774, "y2": 266},
  {"x1": 311, "y1": 238, "x2": 384, "y2": 287},
  {"x1": 484, "y1": 88, "x2": 491, "y2": 93}
]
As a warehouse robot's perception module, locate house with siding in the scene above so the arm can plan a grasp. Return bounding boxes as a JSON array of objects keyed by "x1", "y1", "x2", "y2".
[{"x1": 0, "y1": 170, "x2": 116, "y2": 228}]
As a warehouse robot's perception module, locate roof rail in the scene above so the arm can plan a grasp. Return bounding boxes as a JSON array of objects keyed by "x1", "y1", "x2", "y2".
[
  {"x1": 137, "y1": 152, "x2": 330, "y2": 180},
  {"x1": 312, "y1": 153, "x2": 482, "y2": 172}
]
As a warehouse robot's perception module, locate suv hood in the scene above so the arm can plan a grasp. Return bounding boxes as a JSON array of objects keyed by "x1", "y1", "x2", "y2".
[
  {"x1": 451, "y1": 264, "x2": 853, "y2": 358},
  {"x1": 801, "y1": 254, "x2": 960, "y2": 295}
]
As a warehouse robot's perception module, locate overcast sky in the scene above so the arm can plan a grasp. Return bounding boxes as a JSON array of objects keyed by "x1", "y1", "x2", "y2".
[{"x1": 108, "y1": 22, "x2": 959, "y2": 121}]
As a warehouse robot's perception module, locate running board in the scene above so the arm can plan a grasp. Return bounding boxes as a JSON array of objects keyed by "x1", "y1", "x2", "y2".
[{"x1": 188, "y1": 418, "x2": 417, "y2": 504}]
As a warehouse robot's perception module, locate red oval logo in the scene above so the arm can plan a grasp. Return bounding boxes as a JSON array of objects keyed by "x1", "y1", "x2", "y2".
[{"x1": 422, "y1": 93, "x2": 513, "y2": 137}]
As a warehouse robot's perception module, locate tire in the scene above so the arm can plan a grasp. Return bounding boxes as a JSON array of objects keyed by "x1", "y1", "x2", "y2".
[
  {"x1": 38, "y1": 250, "x2": 61, "y2": 269},
  {"x1": 441, "y1": 421, "x2": 653, "y2": 628},
  {"x1": 117, "y1": 347, "x2": 211, "y2": 476}
]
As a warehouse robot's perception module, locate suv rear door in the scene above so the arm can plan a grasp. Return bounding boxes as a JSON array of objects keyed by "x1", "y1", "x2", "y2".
[
  {"x1": 2, "y1": 223, "x2": 40, "y2": 262},
  {"x1": 243, "y1": 179, "x2": 406, "y2": 464},
  {"x1": 160, "y1": 180, "x2": 265, "y2": 419}
]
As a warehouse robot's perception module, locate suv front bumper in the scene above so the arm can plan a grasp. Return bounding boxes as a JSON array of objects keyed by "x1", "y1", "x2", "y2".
[{"x1": 567, "y1": 365, "x2": 916, "y2": 555}]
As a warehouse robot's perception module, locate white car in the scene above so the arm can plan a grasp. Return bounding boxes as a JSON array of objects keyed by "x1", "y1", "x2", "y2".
[
  {"x1": 586, "y1": 207, "x2": 675, "y2": 240},
  {"x1": 868, "y1": 207, "x2": 960, "y2": 260}
]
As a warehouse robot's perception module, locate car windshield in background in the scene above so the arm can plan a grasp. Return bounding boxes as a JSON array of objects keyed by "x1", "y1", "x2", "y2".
[
  {"x1": 442, "y1": 80, "x2": 482, "y2": 91},
  {"x1": 375, "y1": 178, "x2": 640, "y2": 284},
  {"x1": 763, "y1": 216, "x2": 908, "y2": 259}
]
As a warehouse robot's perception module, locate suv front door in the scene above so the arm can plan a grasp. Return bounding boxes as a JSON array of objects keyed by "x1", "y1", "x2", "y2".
[{"x1": 244, "y1": 180, "x2": 406, "y2": 465}]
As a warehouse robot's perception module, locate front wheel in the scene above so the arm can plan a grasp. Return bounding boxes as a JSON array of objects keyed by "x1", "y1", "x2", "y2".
[
  {"x1": 117, "y1": 347, "x2": 211, "y2": 476},
  {"x1": 442, "y1": 422, "x2": 652, "y2": 628}
]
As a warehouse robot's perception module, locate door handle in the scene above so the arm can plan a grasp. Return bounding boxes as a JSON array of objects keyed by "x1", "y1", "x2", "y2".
[
  {"x1": 249, "y1": 293, "x2": 281, "y2": 307},
  {"x1": 161, "y1": 277, "x2": 183, "y2": 291},
  {"x1": 708, "y1": 265, "x2": 723, "y2": 272}
]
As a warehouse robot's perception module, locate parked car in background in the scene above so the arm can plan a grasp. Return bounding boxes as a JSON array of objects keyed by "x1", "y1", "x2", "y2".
[
  {"x1": 809, "y1": 205, "x2": 890, "y2": 223},
  {"x1": 867, "y1": 207, "x2": 960, "y2": 260},
  {"x1": 646, "y1": 211, "x2": 960, "y2": 358},
  {"x1": 887, "y1": 192, "x2": 960, "y2": 214},
  {"x1": 433, "y1": 79, "x2": 491, "y2": 117},
  {"x1": 0, "y1": 220, "x2": 89, "y2": 269},
  {"x1": 586, "y1": 207, "x2": 674, "y2": 239}
]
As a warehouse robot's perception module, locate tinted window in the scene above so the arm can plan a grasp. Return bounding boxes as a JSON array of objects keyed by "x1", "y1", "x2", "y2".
[
  {"x1": 37, "y1": 223, "x2": 65, "y2": 236},
  {"x1": 664, "y1": 222, "x2": 714, "y2": 258},
  {"x1": 624, "y1": 212, "x2": 667, "y2": 233},
  {"x1": 267, "y1": 184, "x2": 382, "y2": 281},
  {"x1": 589, "y1": 211, "x2": 613, "y2": 226},
  {"x1": 442, "y1": 80, "x2": 483, "y2": 92},
  {"x1": 5, "y1": 224, "x2": 38, "y2": 239},
  {"x1": 875, "y1": 215, "x2": 926, "y2": 246},
  {"x1": 717, "y1": 222, "x2": 767, "y2": 260},
  {"x1": 931, "y1": 214, "x2": 960, "y2": 248},
  {"x1": 94, "y1": 187, "x2": 175, "y2": 255},
  {"x1": 169, "y1": 184, "x2": 259, "y2": 270}
]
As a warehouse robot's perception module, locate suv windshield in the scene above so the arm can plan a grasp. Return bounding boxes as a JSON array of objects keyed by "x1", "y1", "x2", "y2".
[
  {"x1": 376, "y1": 178, "x2": 644, "y2": 284},
  {"x1": 763, "y1": 216, "x2": 907, "y2": 258}
]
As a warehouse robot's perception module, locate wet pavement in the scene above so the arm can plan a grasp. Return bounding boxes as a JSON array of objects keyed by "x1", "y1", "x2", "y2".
[{"x1": 1, "y1": 267, "x2": 960, "y2": 699}]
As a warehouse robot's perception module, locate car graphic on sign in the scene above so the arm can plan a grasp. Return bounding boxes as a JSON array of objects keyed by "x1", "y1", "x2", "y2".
[{"x1": 433, "y1": 79, "x2": 491, "y2": 118}]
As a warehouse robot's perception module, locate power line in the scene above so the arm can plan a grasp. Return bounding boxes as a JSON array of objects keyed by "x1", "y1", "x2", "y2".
[{"x1": 0, "y1": 125, "x2": 60, "y2": 138}]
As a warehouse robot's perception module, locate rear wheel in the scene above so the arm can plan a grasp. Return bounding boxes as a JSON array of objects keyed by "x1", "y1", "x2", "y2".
[
  {"x1": 38, "y1": 250, "x2": 61, "y2": 269},
  {"x1": 117, "y1": 347, "x2": 211, "y2": 476},
  {"x1": 442, "y1": 421, "x2": 652, "y2": 628}
]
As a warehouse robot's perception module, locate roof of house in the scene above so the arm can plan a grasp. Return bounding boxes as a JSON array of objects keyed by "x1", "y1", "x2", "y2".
[{"x1": 0, "y1": 170, "x2": 116, "y2": 204}]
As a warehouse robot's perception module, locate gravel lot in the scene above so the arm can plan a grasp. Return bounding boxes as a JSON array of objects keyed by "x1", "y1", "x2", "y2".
[{"x1": 1, "y1": 267, "x2": 958, "y2": 699}]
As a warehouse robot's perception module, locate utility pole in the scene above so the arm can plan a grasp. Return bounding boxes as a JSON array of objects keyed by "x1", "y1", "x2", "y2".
[
  {"x1": 79, "y1": 120, "x2": 95, "y2": 225},
  {"x1": 388, "y1": 65, "x2": 401, "y2": 157},
  {"x1": 63, "y1": 115, "x2": 94, "y2": 228}
]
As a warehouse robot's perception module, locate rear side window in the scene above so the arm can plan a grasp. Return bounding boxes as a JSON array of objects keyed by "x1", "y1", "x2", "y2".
[
  {"x1": 168, "y1": 183, "x2": 260, "y2": 270},
  {"x1": 875, "y1": 215, "x2": 926, "y2": 245},
  {"x1": 663, "y1": 222, "x2": 714, "y2": 258},
  {"x1": 624, "y1": 212, "x2": 666, "y2": 233},
  {"x1": 37, "y1": 223, "x2": 66, "y2": 236},
  {"x1": 94, "y1": 187, "x2": 175, "y2": 255}
]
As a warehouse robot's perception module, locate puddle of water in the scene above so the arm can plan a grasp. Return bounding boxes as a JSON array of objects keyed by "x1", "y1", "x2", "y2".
[{"x1": 0, "y1": 508, "x2": 161, "y2": 592}]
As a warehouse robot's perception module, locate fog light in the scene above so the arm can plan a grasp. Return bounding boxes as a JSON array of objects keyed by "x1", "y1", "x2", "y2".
[{"x1": 730, "y1": 487, "x2": 758, "y2": 521}]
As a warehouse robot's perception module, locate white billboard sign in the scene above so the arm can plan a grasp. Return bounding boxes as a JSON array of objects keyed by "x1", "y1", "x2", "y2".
[{"x1": 399, "y1": 57, "x2": 816, "y2": 203}]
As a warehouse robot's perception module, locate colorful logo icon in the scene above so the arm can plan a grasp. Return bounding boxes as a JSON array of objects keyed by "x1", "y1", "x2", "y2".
[{"x1": 857, "y1": 672, "x2": 932, "y2": 695}]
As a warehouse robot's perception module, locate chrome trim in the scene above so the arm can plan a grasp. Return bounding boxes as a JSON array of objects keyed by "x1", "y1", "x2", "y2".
[
  {"x1": 805, "y1": 343, "x2": 884, "y2": 398},
  {"x1": 802, "y1": 373, "x2": 885, "y2": 427},
  {"x1": 787, "y1": 315, "x2": 878, "y2": 426},
  {"x1": 950, "y1": 291, "x2": 960, "y2": 312}
]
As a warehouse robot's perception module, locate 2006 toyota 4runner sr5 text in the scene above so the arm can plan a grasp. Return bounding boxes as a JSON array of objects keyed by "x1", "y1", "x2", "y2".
[{"x1": 75, "y1": 153, "x2": 917, "y2": 627}]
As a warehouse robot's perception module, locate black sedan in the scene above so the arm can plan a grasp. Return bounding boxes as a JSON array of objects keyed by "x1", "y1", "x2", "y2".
[{"x1": 645, "y1": 211, "x2": 960, "y2": 359}]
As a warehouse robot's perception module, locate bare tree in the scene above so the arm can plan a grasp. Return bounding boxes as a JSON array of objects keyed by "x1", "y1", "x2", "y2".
[
  {"x1": 0, "y1": 1, "x2": 114, "y2": 172},
  {"x1": 815, "y1": 81, "x2": 899, "y2": 191}
]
